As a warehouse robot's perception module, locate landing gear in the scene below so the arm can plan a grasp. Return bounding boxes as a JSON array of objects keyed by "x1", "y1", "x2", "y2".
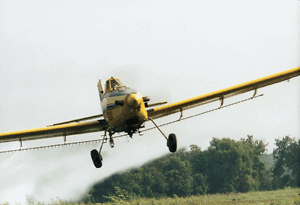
[
  {"x1": 148, "y1": 118, "x2": 177, "y2": 153},
  {"x1": 91, "y1": 149, "x2": 103, "y2": 168},
  {"x1": 167, "y1": 133, "x2": 177, "y2": 152},
  {"x1": 109, "y1": 134, "x2": 115, "y2": 148},
  {"x1": 91, "y1": 130, "x2": 115, "y2": 168}
]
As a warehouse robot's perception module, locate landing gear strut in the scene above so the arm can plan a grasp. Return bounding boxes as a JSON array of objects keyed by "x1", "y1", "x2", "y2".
[
  {"x1": 148, "y1": 118, "x2": 177, "y2": 153},
  {"x1": 91, "y1": 131, "x2": 115, "y2": 168},
  {"x1": 109, "y1": 133, "x2": 115, "y2": 148}
]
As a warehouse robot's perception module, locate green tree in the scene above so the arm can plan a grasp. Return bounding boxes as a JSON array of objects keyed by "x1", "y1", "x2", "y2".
[
  {"x1": 163, "y1": 155, "x2": 193, "y2": 197},
  {"x1": 272, "y1": 136, "x2": 300, "y2": 188},
  {"x1": 205, "y1": 136, "x2": 268, "y2": 194},
  {"x1": 189, "y1": 144, "x2": 209, "y2": 195},
  {"x1": 104, "y1": 186, "x2": 132, "y2": 204},
  {"x1": 84, "y1": 135, "x2": 270, "y2": 203}
]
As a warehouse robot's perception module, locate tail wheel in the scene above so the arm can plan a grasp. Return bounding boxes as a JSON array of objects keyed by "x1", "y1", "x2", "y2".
[
  {"x1": 91, "y1": 149, "x2": 102, "y2": 168},
  {"x1": 167, "y1": 133, "x2": 177, "y2": 152}
]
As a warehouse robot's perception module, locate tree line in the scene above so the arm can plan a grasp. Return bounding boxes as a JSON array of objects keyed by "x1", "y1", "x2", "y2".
[{"x1": 80, "y1": 135, "x2": 300, "y2": 203}]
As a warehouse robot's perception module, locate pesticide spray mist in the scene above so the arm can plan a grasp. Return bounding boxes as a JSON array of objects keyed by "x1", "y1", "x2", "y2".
[{"x1": 0, "y1": 132, "x2": 173, "y2": 203}]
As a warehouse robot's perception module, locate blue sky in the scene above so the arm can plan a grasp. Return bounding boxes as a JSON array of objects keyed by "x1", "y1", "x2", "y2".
[{"x1": 0, "y1": 0, "x2": 299, "y2": 203}]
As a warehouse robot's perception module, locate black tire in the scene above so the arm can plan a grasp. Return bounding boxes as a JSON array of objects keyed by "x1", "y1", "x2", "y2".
[
  {"x1": 167, "y1": 133, "x2": 177, "y2": 152},
  {"x1": 91, "y1": 149, "x2": 102, "y2": 168}
]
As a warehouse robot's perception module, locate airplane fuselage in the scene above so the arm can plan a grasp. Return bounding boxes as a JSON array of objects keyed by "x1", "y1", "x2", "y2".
[{"x1": 101, "y1": 88, "x2": 148, "y2": 135}]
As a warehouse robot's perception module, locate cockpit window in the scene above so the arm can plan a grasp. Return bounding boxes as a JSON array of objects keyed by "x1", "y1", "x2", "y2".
[
  {"x1": 105, "y1": 77, "x2": 124, "y2": 93},
  {"x1": 110, "y1": 80, "x2": 119, "y2": 90}
]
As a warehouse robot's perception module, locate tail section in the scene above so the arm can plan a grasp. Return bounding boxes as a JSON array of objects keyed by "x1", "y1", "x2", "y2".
[{"x1": 97, "y1": 80, "x2": 104, "y2": 101}]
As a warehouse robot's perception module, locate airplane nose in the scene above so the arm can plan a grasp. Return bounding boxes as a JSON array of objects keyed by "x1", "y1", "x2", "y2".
[{"x1": 127, "y1": 93, "x2": 142, "y2": 107}]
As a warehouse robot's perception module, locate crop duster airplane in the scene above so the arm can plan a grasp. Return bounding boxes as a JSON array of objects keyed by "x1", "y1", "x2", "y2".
[{"x1": 0, "y1": 67, "x2": 300, "y2": 168}]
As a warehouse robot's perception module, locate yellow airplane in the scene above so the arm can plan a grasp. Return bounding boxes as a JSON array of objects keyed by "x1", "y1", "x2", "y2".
[{"x1": 0, "y1": 67, "x2": 299, "y2": 168}]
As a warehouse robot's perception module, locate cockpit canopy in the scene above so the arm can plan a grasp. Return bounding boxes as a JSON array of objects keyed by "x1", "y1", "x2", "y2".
[{"x1": 105, "y1": 77, "x2": 124, "y2": 93}]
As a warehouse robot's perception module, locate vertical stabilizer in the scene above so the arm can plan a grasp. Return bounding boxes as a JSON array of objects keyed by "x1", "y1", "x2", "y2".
[{"x1": 97, "y1": 80, "x2": 104, "y2": 101}]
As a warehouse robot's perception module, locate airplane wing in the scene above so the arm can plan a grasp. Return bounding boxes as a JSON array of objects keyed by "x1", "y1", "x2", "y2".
[
  {"x1": 0, "y1": 120, "x2": 108, "y2": 143},
  {"x1": 147, "y1": 67, "x2": 300, "y2": 120},
  {"x1": 0, "y1": 67, "x2": 299, "y2": 145}
]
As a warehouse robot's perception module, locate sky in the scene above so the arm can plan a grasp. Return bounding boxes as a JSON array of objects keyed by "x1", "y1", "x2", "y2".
[{"x1": 0, "y1": 0, "x2": 299, "y2": 203}]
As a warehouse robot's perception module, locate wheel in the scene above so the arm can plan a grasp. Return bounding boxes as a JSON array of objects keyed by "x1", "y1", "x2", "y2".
[
  {"x1": 167, "y1": 133, "x2": 177, "y2": 152},
  {"x1": 91, "y1": 149, "x2": 102, "y2": 168}
]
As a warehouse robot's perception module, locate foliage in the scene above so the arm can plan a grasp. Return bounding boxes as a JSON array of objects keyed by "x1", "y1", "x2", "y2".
[
  {"x1": 259, "y1": 153, "x2": 273, "y2": 171},
  {"x1": 272, "y1": 136, "x2": 300, "y2": 189},
  {"x1": 205, "y1": 136, "x2": 269, "y2": 193},
  {"x1": 103, "y1": 186, "x2": 133, "y2": 204},
  {"x1": 83, "y1": 136, "x2": 272, "y2": 203}
]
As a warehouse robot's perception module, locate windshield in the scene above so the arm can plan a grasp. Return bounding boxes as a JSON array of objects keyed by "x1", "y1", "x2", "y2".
[
  {"x1": 110, "y1": 80, "x2": 119, "y2": 90},
  {"x1": 105, "y1": 78, "x2": 124, "y2": 93}
]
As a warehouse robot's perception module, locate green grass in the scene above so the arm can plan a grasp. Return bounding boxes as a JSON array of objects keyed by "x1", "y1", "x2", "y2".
[
  {"x1": 103, "y1": 187, "x2": 300, "y2": 205},
  {"x1": 12, "y1": 187, "x2": 300, "y2": 205}
]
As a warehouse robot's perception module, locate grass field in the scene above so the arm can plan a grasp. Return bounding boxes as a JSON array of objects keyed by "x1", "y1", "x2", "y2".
[
  {"x1": 6, "y1": 187, "x2": 300, "y2": 205},
  {"x1": 102, "y1": 187, "x2": 300, "y2": 205}
]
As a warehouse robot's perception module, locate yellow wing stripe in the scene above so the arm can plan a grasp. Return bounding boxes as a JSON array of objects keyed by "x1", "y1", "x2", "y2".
[
  {"x1": 148, "y1": 67, "x2": 300, "y2": 119},
  {"x1": 0, "y1": 120, "x2": 108, "y2": 143}
]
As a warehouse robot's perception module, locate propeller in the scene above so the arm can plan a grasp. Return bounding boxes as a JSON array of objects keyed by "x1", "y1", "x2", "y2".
[{"x1": 106, "y1": 65, "x2": 172, "y2": 104}]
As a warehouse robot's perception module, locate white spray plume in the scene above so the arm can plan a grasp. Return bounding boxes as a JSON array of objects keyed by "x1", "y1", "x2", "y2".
[{"x1": 0, "y1": 130, "x2": 172, "y2": 204}]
